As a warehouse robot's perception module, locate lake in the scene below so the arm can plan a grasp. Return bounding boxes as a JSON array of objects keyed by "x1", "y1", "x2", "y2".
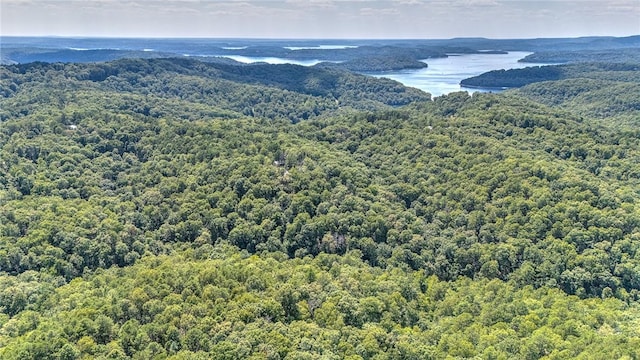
[
  {"x1": 220, "y1": 51, "x2": 541, "y2": 97},
  {"x1": 367, "y1": 51, "x2": 537, "y2": 96},
  {"x1": 222, "y1": 55, "x2": 326, "y2": 67},
  {"x1": 2, "y1": 37, "x2": 542, "y2": 96},
  {"x1": 0, "y1": 37, "x2": 541, "y2": 96}
]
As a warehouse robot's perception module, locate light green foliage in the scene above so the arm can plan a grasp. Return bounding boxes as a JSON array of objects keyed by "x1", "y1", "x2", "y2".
[
  {"x1": 1, "y1": 247, "x2": 639, "y2": 359},
  {"x1": 1, "y1": 58, "x2": 640, "y2": 358}
]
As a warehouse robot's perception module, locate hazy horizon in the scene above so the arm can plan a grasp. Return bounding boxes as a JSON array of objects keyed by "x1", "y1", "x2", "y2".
[
  {"x1": 2, "y1": 35, "x2": 639, "y2": 41},
  {"x1": 2, "y1": 1, "x2": 639, "y2": 39}
]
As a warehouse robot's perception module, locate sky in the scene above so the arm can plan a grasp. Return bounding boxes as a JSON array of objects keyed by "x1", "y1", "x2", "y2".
[{"x1": 1, "y1": 0, "x2": 639, "y2": 39}]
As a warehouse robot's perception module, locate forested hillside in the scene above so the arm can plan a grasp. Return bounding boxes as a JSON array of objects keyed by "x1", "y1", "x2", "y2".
[
  {"x1": 519, "y1": 47, "x2": 640, "y2": 64},
  {"x1": 514, "y1": 78, "x2": 640, "y2": 121},
  {"x1": 460, "y1": 62, "x2": 640, "y2": 89},
  {"x1": 1, "y1": 58, "x2": 640, "y2": 359},
  {"x1": 317, "y1": 55, "x2": 428, "y2": 72}
]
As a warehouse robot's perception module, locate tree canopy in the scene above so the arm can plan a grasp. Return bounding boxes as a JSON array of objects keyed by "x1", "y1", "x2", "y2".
[{"x1": 1, "y1": 57, "x2": 640, "y2": 359}]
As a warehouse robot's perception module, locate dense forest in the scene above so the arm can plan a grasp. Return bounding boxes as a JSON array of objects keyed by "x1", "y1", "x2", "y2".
[
  {"x1": 317, "y1": 55, "x2": 428, "y2": 72},
  {"x1": 460, "y1": 62, "x2": 640, "y2": 89},
  {"x1": 1, "y1": 57, "x2": 640, "y2": 359},
  {"x1": 519, "y1": 48, "x2": 640, "y2": 64}
]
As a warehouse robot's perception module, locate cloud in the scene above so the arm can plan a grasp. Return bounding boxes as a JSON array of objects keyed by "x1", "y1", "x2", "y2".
[
  {"x1": 464, "y1": 0, "x2": 499, "y2": 6},
  {"x1": 2, "y1": 0, "x2": 639, "y2": 38},
  {"x1": 605, "y1": 0, "x2": 640, "y2": 12},
  {"x1": 1, "y1": 0, "x2": 32, "y2": 4},
  {"x1": 286, "y1": 0, "x2": 336, "y2": 7},
  {"x1": 391, "y1": 0, "x2": 424, "y2": 4},
  {"x1": 359, "y1": 7, "x2": 400, "y2": 16}
]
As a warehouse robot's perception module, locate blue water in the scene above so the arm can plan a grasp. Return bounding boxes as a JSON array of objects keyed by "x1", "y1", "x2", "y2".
[
  {"x1": 2, "y1": 37, "x2": 542, "y2": 96},
  {"x1": 284, "y1": 45, "x2": 359, "y2": 50},
  {"x1": 222, "y1": 55, "x2": 327, "y2": 66},
  {"x1": 217, "y1": 51, "x2": 539, "y2": 97},
  {"x1": 367, "y1": 51, "x2": 537, "y2": 96}
]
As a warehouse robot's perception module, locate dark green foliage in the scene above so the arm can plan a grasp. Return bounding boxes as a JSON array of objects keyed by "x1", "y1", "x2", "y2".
[
  {"x1": 0, "y1": 58, "x2": 430, "y2": 123},
  {"x1": 515, "y1": 79, "x2": 640, "y2": 119},
  {"x1": 462, "y1": 65, "x2": 564, "y2": 89},
  {"x1": 520, "y1": 47, "x2": 640, "y2": 64},
  {"x1": 317, "y1": 55, "x2": 428, "y2": 72},
  {"x1": 461, "y1": 62, "x2": 640, "y2": 89}
]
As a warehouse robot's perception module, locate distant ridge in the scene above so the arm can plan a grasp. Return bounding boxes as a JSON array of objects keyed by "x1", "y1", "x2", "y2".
[{"x1": 2, "y1": 36, "x2": 638, "y2": 65}]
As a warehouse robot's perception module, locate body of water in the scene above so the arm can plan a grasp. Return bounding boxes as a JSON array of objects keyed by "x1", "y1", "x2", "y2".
[
  {"x1": 284, "y1": 45, "x2": 359, "y2": 50},
  {"x1": 222, "y1": 51, "x2": 541, "y2": 97},
  {"x1": 368, "y1": 51, "x2": 538, "y2": 97},
  {"x1": 222, "y1": 55, "x2": 327, "y2": 66}
]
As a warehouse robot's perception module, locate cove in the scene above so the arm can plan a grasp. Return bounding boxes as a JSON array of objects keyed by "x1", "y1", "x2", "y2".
[{"x1": 366, "y1": 51, "x2": 541, "y2": 97}]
